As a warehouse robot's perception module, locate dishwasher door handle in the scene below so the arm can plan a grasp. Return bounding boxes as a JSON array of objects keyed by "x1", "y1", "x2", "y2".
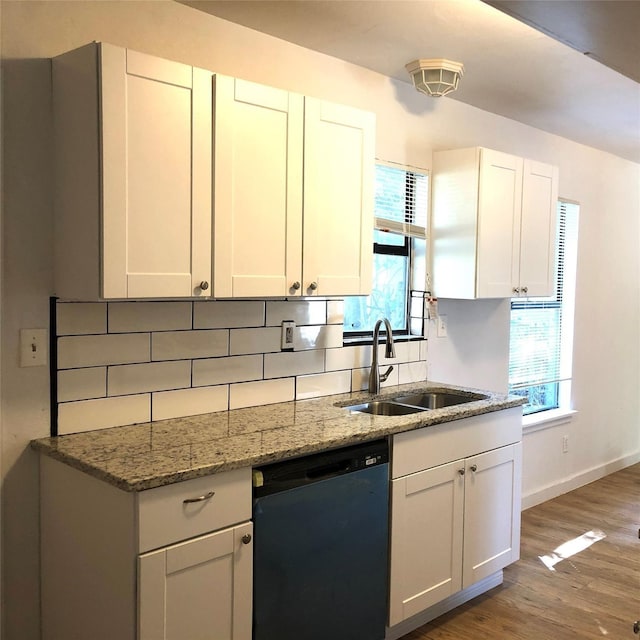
[{"x1": 305, "y1": 459, "x2": 351, "y2": 481}]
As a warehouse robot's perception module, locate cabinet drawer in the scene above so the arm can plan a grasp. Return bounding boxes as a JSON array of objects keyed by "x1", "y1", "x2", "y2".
[
  {"x1": 137, "y1": 467, "x2": 252, "y2": 552},
  {"x1": 392, "y1": 407, "x2": 521, "y2": 479}
]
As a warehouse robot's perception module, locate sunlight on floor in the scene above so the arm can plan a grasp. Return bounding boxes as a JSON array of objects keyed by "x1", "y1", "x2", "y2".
[{"x1": 538, "y1": 529, "x2": 606, "y2": 571}]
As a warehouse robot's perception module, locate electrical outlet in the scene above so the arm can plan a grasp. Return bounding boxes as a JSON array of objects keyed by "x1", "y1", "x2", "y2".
[
  {"x1": 562, "y1": 435, "x2": 569, "y2": 453},
  {"x1": 20, "y1": 328, "x2": 48, "y2": 367},
  {"x1": 281, "y1": 320, "x2": 295, "y2": 351},
  {"x1": 437, "y1": 315, "x2": 448, "y2": 337}
]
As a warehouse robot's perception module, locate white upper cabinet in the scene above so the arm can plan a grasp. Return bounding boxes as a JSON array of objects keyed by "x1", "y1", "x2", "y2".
[
  {"x1": 518, "y1": 159, "x2": 559, "y2": 297},
  {"x1": 53, "y1": 42, "x2": 213, "y2": 299},
  {"x1": 213, "y1": 77, "x2": 304, "y2": 298},
  {"x1": 432, "y1": 147, "x2": 558, "y2": 299},
  {"x1": 213, "y1": 77, "x2": 375, "y2": 298},
  {"x1": 302, "y1": 98, "x2": 374, "y2": 297},
  {"x1": 53, "y1": 44, "x2": 374, "y2": 300}
]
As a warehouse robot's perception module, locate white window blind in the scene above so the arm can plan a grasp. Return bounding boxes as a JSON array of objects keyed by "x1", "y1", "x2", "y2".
[
  {"x1": 508, "y1": 201, "x2": 579, "y2": 407},
  {"x1": 374, "y1": 163, "x2": 428, "y2": 238}
]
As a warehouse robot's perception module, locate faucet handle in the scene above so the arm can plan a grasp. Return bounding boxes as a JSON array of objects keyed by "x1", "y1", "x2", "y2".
[{"x1": 379, "y1": 365, "x2": 394, "y2": 383}]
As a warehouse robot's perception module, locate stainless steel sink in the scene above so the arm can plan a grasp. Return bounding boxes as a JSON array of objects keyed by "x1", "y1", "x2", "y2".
[
  {"x1": 392, "y1": 391, "x2": 487, "y2": 409},
  {"x1": 344, "y1": 390, "x2": 488, "y2": 416},
  {"x1": 345, "y1": 401, "x2": 427, "y2": 416}
]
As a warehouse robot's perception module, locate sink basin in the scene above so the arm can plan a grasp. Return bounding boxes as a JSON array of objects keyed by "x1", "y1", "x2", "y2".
[
  {"x1": 393, "y1": 391, "x2": 487, "y2": 410},
  {"x1": 345, "y1": 401, "x2": 427, "y2": 416}
]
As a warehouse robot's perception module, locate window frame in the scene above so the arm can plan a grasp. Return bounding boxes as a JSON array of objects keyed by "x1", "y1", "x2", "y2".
[
  {"x1": 508, "y1": 199, "x2": 579, "y2": 418},
  {"x1": 343, "y1": 161, "x2": 429, "y2": 342}
]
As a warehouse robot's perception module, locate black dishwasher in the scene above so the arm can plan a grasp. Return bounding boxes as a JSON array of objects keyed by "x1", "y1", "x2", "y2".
[{"x1": 252, "y1": 439, "x2": 389, "y2": 640}]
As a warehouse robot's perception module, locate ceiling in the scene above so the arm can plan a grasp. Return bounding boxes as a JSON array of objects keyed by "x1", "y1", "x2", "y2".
[{"x1": 180, "y1": 0, "x2": 640, "y2": 164}]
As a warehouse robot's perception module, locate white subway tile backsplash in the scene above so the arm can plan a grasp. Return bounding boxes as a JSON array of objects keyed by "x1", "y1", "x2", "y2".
[
  {"x1": 58, "y1": 394, "x2": 150, "y2": 435},
  {"x1": 109, "y1": 301, "x2": 192, "y2": 333},
  {"x1": 57, "y1": 367, "x2": 106, "y2": 402},
  {"x1": 399, "y1": 361, "x2": 428, "y2": 385},
  {"x1": 420, "y1": 339, "x2": 428, "y2": 362},
  {"x1": 352, "y1": 365, "x2": 399, "y2": 392},
  {"x1": 296, "y1": 324, "x2": 343, "y2": 351},
  {"x1": 108, "y1": 361, "x2": 191, "y2": 396},
  {"x1": 193, "y1": 355, "x2": 263, "y2": 387},
  {"x1": 326, "y1": 300, "x2": 344, "y2": 325},
  {"x1": 325, "y1": 344, "x2": 372, "y2": 371},
  {"x1": 230, "y1": 327, "x2": 281, "y2": 355},
  {"x1": 194, "y1": 300, "x2": 265, "y2": 329},
  {"x1": 264, "y1": 350, "x2": 325, "y2": 379},
  {"x1": 152, "y1": 386, "x2": 228, "y2": 421},
  {"x1": 383, "y1": 342, "x2": 411, "y2": 364},
  {"x1": 152, "y1": 330, "x2": 228, "y2": 361},
  {"x1": 58, "y1": 333, "x2": 150, "y2": 369},
  {"x1": 296, "y1": 370, "x2": 351, "y2": 400},
  {"x1": 265, "y1": 300, "x2": 326, "y2": 326},
  {"x1": 351, "y1": 368, "x2": 368, "y2": 393},
  {"x1": 54, "y1": 299, "x2": 428, "y2": 433},
  {"x1": 229, "y1": 378, "x2": 295, "y2": 410},
  {"x1": 400, "y1": 340, "x2": 422, "y2": 362},
  {"x1": 382, "y1": 366, "x2": 400, "y2": 387},
  {"x1": 57, "y1": 303, "x2": 107, "y2": 336}
]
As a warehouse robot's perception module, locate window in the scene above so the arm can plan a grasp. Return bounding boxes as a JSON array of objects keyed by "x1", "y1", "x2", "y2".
[
  {"x1": 344, "y1": 162, "x2": 428, "y2": 338},
  {"x1": 508, "y1": 200, "x2": 579, "y2": 416}
]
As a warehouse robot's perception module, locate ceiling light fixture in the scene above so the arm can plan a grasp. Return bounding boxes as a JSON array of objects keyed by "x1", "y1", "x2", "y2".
[{"x1": 405, "y1": 59, "x2": 464, "y2": 97}]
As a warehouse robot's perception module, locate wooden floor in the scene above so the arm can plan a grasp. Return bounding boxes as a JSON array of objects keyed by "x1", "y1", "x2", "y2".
[{"x1": 401, "y1": 463, "x2": 640, "y2": 640}]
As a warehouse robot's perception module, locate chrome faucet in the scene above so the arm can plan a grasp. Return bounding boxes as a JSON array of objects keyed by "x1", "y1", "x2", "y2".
[{"x1": 368, "y1": 318, "x2": 396, "y2": 394}]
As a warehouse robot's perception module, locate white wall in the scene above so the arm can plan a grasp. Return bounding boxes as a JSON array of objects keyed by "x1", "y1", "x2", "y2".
[{"x1": 2, "y1": 1, "x2": 639, "y2": 638}]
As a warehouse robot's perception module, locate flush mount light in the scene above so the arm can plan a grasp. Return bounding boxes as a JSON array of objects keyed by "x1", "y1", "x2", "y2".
[{"x1": 405, "y1": 59, "x2": 464, "y2": 97}]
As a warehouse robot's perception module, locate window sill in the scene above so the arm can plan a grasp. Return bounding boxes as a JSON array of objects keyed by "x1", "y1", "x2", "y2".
[
  {"x1": 522, "y1": 408, "x2": 577, "y2": 434},
  {"x1": 343, "y1": 334, "x2": 425, "y2": 347}
]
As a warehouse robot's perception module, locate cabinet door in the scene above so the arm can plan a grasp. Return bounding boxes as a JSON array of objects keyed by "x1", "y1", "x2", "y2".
[
  {"x1": 303, "y1": 99, "x2": 374, "y2": 296},
  {"x1": 462, "y1": 443, "x2": 522, "y2": 588},
  {"x1": 518, "y1": 160, "x2": 559, "y2": 297},
  {"x1": 138, "y1": 522, "x2": 252, "y2": 640},
  {"x1": 213, "y1": 76, "x2": 304, "y2": 297},
  {"x1": 476, "y1": 149, "x2": 523, "y2": 298},
  {"x1": 101, "y1": 45, "x2": 212, "y2": 298},
  {"x1": 388, "y1": 460, "x2": 464, "y2": 626}
]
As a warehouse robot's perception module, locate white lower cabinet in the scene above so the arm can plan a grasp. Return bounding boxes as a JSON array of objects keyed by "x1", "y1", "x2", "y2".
[
  {"x1": 39, "y1": 408, "x2": 521, "y2": 640},
  {"x1": 388, "y1": 408, "x2": 522, "y2": 628},
  {"x1": 39, "y1": 458, "x2": 252, "y2": 640},
  {"x1": 139, "y1": 522, "x2": 253, "y2": 640}
]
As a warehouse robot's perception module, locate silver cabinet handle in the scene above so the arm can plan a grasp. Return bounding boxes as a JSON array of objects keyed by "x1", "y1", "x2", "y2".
[
  {"x1": 522, "y1": 286, "x2": 528, "y2": 294},
  {"x1": 470, "y1": 464, "x2": 478, "y2": 473},
  {"x1": 242, "y1": 533, "x2": 252, "y2": 545},
  {"x1": 183, "y1": 490, "x2": 215, "y2": 504},
  {"x1": 199, "y1": 281, "x2": 209, "y2": 291},
  {"x1": 291, "y1": 281, "x2": 301, "y2": 290},
  {"x1": 458, "y1": 468, "x2": 465, "y2": 476},
  {"x1": 308, "y1": 282, "x2": 318, "y2": 291},
  {"x1": 512, "y1": 287, "x2": 520, "y2": 294}
]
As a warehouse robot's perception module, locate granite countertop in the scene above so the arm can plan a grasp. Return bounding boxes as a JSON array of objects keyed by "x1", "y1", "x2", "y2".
[{"x1": 31, "y1": 381, "x2": 525, "y2": 492}]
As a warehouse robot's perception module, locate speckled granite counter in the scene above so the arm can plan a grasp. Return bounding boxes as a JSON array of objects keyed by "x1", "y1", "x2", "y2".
[{"x1": 31, "y1": 381, "x2": 525, "y2": 492}]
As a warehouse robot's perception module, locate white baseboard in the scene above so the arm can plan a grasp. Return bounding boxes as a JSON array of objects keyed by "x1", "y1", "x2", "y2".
[
  {"x1": 385, "y1": 571, "x2": 503, "y2": 640},
  {"x1": 521, "y1": 451, "x2": 640, "y2": 510}
]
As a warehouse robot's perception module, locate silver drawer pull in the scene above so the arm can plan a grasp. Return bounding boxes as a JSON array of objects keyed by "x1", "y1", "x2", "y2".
[{"x1": 183, "y1": 490, "x2": 215, "y2": 504}]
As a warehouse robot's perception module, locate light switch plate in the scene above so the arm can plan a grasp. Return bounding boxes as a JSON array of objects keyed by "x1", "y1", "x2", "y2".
[
  {"x1": 20, "y1": 328, "x2": 48, "y2": 367},
  {"x1": 437, "y1": 315, "x2": 448, "y2": 338},
  {"x1": 281, "y1": 320, "x2": 296, "y2": 351}
]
